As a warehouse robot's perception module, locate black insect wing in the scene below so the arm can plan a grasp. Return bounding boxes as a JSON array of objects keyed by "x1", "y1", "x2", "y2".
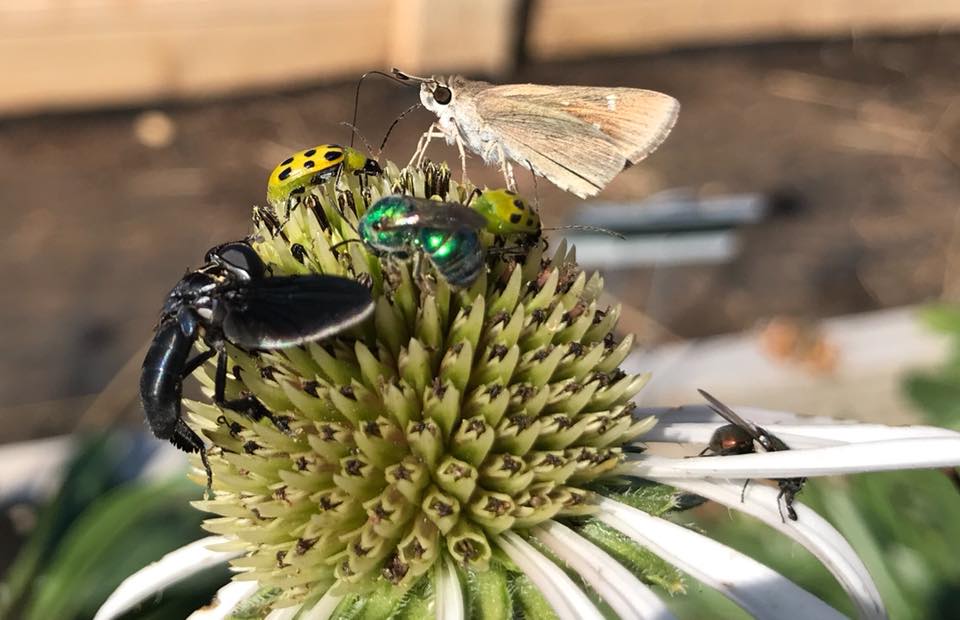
[{"x1": 219, "y1": 274, "x2": 375, "y2": 350}]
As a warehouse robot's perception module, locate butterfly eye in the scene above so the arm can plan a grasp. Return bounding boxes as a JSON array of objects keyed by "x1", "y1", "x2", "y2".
[{"x1": 432, "y1": 85, "x2": 452, "y2": 105}]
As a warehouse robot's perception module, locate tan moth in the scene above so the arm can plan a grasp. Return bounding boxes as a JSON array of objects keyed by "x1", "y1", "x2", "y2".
[{"x1": 395, "y1": 70, "x2": 679, "y2": 199}]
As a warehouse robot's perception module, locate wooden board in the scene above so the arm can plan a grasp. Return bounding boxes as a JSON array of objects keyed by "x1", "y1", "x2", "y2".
[{"x1": 529, "y1": 0, "x2": 960, "y2": 59}]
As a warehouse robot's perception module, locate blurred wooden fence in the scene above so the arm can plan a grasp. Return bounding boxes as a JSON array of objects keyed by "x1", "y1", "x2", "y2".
[{"x1": 2, "y1": 0, "x2": 960, "y2": 115}]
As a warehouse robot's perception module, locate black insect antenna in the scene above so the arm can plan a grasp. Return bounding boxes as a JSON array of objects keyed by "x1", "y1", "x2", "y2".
[
  {"x1": 329, "y1": 238, "x2": 365, "y2": 253},
  {"x1": 379, "y1": 102, "x2": 422, "y2": 155},
  {"x1": 350, "y1": 70, "x2": 417, "y2": 149}
]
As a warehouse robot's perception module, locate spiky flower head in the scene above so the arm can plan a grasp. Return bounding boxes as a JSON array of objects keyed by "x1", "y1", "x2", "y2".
[{"x1": 183, "y1": 162, "x2": 664, "y2": 612}]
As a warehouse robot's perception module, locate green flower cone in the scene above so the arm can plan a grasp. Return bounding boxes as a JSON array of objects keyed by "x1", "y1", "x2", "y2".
[{"x1": 184, "y1": 161, "x2": 676, "y2": 615}]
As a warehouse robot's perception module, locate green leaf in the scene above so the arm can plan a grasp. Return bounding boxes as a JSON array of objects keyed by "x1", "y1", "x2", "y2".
[{"x1": 904, "y1": 374, "x2": 960, "y2": 428}]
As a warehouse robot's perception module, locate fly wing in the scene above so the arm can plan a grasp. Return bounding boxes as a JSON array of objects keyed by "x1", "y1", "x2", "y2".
[
  {"x1": 473, "y1": 88, "x2": 626, "y2": 198},
  {"x1": 394, "y1": 200, "x2": 488, "y2": 232},
  {"x1": 697, "y1": 389, "x2": 765, "y2": 443},
  {"x1": 222, "y1": 275, "x2": 374, "y2": 349},
  {"x1": 474, "y1": 84, "x2": 678, "y2": 197}
]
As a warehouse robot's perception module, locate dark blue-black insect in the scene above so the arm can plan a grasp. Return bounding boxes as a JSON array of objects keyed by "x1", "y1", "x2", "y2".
[{"x1": 140, "y1": 241, "x2": 374, "y2": 487}]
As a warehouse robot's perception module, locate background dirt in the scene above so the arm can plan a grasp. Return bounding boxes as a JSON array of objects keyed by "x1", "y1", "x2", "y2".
[{"x1": 1, "y1": 33, "x2": 958, "y2": 442}]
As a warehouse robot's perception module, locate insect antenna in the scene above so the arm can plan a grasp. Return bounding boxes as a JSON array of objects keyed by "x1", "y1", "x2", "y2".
[
  {"x1": 379, "y1": 102, "x2": 422, "y2": 154},
  {"x1": 349, "y1": 70, "x2": 417, "y2": 148},
  {"x1": 329, "y1": 238, "x2": 365, "y2": 253},
  {"x1": 542, "y1": 224, "x2": 626, "y2": 240},
  {"x1": 339, "y1": 121, "x2": 376, "y2": 155}
]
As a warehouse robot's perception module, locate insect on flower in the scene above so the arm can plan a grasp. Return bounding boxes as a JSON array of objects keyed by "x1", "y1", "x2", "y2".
[
  {"x1": 698, "y1": 388, "x2": 807, "y2": 521},
  {"x1": 140, "y1": 240, "x2": 375, "y2": 488},
  {"x1": 266, "y1": 144, "x2": 382, "y2": 207},
  {"x1": 358, "y1": 195, "x2": 489, "y2": 289},
  {"x1": 393, "y1": 69, "x2": 679, "y2": 198},
  {"x1": 467, "y1": 187, "x2": 541, "y2": 236}
]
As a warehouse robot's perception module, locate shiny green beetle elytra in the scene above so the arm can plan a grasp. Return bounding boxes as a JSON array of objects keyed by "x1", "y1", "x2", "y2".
[
  {"x1": 267, "y1": 144, "x2": 382, "y2": 205},
  {"x1": 358, "y1": 195, "x2": 487, "y2": 288},
  {"x1": 469, "y1": 188, "x2": 541, "y2": 235}
]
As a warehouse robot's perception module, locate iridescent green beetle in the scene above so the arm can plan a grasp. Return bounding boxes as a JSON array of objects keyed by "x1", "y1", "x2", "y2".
[
  {"x1": 359, "y1": 195, "x2": 487, "y2": 288},
  {"x1": 266, "y1": 144, "x2": 382, "y2": 205},
  {"x1": 468, "y1": 188, "x2": 541, "y2": 235}
]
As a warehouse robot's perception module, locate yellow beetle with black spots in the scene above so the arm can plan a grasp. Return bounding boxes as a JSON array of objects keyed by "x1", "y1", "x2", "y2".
[
  {"x1": 469, "y1": 188, "x2": 541, "y2": 236},
  {"x1": 267, "y1": 144, "x2": 382, "y2": 205}
]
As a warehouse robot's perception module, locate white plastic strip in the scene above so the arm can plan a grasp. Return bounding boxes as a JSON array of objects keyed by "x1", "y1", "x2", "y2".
[
  {"x1": 436, "y1": 553, "x2": 465, "y2": 620},
  {"x1": 653, "y1": 477, "x2": 887, "y2": 619},
  {"x1": 94, "y1": 536, "x2": 241, "y2": 620},
  {"x1": 596, "y1": 497, "x2": 845, "y2": 620},
  {"x1": 532, "y1": 521, "x2": 676, "y2": 620},
  {"x1": 187, "y1": 580, "x2": 260, "y2": 620},
  {"x1": 497, "y1": 531, "x2": 604, "y2": 620},
  {"x1": 620, "y1": 437, "x2": 960, "y2": 479}
]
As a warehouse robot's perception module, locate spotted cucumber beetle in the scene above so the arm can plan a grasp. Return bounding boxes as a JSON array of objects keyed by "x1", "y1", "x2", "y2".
[
  {"x1": 358, "y1": 195, "x2": 487, "y2": 288},
  {"x1": 266, "y1": 144, "x2": 382, "y2": 206},
  {"x1": 468, "y1": 188, "x2": 541, "y2": 235}
]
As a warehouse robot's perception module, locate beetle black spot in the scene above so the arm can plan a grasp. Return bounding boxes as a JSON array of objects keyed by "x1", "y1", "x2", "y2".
[
  {"x1": 278, "y1": 167, "x2": 293, "y2": 181},
  {"x1": 527, "y1": 218, "x2": 534, "y2": 227},
  {"x1": 324, "y1": 150, "x2": 341, "y2": 161},
  {"x1": 509, "y1": 213, "x2": 522, "y2": 224},
  {"x1": 304, "y1": 148, "x2": 317, "y2": 156},
  {"x1": 513, "y1": 199, "x2": 525, "y2": 210},
  {"x1": 281, "y1": 156, "x2": 294, "y2": 165},
  {"x1": 290, "y1": 187, "x2": 305, "y2": 195},
  {"x1": 303, "y1": 160, "x2": 315, "y2": 169}
]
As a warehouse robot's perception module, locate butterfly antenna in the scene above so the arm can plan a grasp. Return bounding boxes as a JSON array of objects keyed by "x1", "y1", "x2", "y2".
[
  {"x1": 542, "y1": 224, "x2": 626, "y2": 240},
  {"x1": 379, "y1": 102, "x2": 422, "y2": 155},
  {"x1": 349, "y1": 70, "x2": 415, "y2": 148}
]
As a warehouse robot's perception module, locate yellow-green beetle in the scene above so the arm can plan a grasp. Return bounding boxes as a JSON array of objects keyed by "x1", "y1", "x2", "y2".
[
  {"x1": 266, "y1": 144, "x2": 382, "y2": 205},
  {"x1": 469, "y1": 188, "x2": 541, "y2": 235}
]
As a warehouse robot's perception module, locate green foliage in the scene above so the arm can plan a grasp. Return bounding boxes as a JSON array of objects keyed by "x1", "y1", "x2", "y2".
[{"x1": 0, "y1": 435, "x2": 223, "y2": 620}]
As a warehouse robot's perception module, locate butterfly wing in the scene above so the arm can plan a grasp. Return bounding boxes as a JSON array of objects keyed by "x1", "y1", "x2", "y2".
[
  {"x1": 474, "y1": 84, "x2": 678, "y2": 198},
  {"x1": 222, "y1": 275, "x2": 374, "y2": 349}
]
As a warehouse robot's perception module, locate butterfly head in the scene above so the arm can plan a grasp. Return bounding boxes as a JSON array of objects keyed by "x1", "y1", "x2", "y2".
[{"x1": 392, "y1": 69, "x2": 460, "y2": 114}]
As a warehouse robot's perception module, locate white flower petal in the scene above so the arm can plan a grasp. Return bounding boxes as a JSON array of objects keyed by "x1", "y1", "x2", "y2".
[
  {"x1": 94, "y1": 536, "x2": 240, "y2": 620},
  {"x1": 596, "y1": 497, "x2": 846, "y2": 620},
  {"x1": 621, "y1": 437, "x2": 960, "y2": 479},
  {"x1": 187, "y1": 580, "x2": 261, "y2": 620},
  {"x1": 298, "y1": 589, "x2": 345, "y2": 620},
  {"x1": 643, "y1": 421, "x2": 960, "y2": 449},
  {"x1": 531, "y1": 521, "x2": 676, "y2": 620},
  {"x1": 436, "y1": 553, "x2": 465, "y2": 620},
  {"x1": 653, "y1": 477, "x2": 887, "y2": 620},
  {"x1": 497, "y1": 531, "x2": 605, "y2": 620},
  {"x1": 636, "y1": 404, "x2": 844, "y2": 426}
]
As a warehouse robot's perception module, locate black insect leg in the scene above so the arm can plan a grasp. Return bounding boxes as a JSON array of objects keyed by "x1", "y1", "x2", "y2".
[
  {"x1": 212, "y1": 349, "x2": 279, "y2": 427},
  {"x1": 180, "y1": 348, "x2": 217, "y2": 495}
]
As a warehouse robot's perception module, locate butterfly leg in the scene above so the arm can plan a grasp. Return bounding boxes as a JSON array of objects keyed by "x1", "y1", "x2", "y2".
[
  {"x1": 453, "y1": 132, "x2": 468, "y2": 182},
  {"x1": 409, "y1": 123, "x2": 436, "y2": 168},
  {"x1": 495, "y1": 143, "x2": 517, "y2": 191}
]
